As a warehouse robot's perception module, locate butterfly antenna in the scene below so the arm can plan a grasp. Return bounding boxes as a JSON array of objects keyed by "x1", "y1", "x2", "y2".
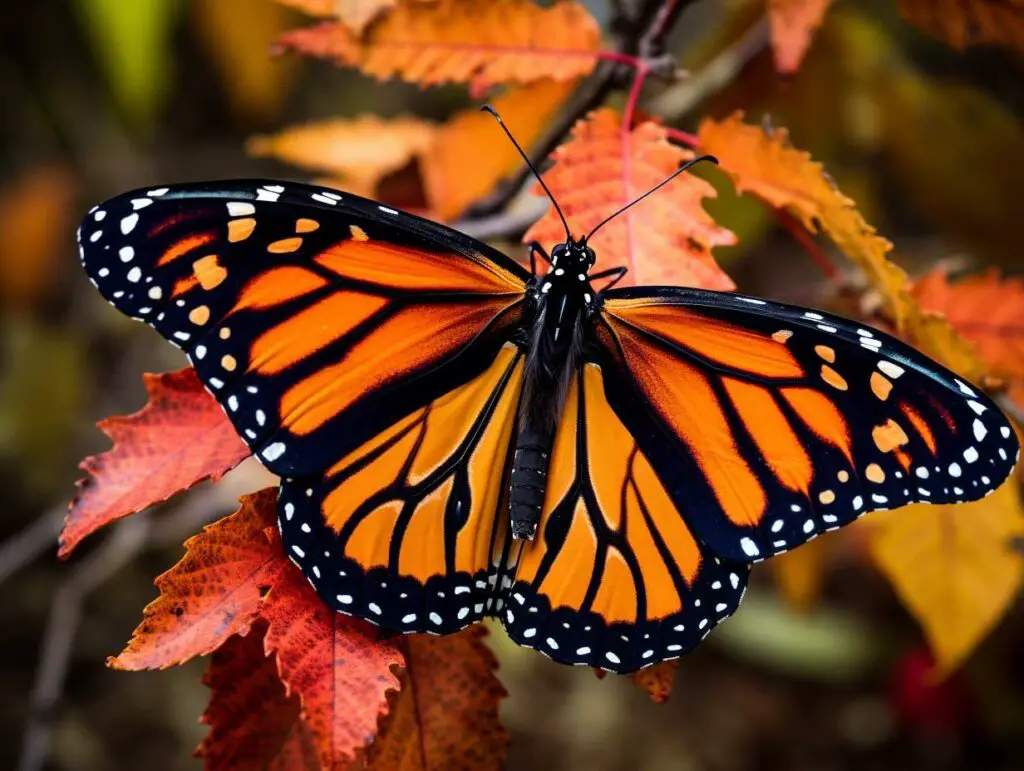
[
  {"x1": 584, "y1": 154, "x2": 719, "y2": 243},
  {"x1": 481, "y1": 105, "x2": 572, "y2": 243}
]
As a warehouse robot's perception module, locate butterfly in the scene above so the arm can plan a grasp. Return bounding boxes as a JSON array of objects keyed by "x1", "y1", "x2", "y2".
[{"x1": 77, "y1": 112, "x2": 1018, "y2": 674}]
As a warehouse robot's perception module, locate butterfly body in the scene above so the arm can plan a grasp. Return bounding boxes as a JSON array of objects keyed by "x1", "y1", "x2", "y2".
[{"x1": 77, "y1": 179, "x2": 1018, "y2": 673}]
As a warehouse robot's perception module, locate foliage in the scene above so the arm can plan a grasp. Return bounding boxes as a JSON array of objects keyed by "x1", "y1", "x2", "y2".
[{"x1": 60, "y1": 1, "x2": 1024, "y2": 769}]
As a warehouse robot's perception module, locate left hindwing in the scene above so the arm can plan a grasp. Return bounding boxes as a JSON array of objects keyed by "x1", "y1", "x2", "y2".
[{"x1": 596, "y1": 287, "x2": 1020, "y2": 564}]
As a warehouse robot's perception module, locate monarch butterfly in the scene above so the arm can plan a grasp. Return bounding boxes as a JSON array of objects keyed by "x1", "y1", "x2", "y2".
[{"x1": 78, "y1": 110, "x2": 1018, "y2": 673}]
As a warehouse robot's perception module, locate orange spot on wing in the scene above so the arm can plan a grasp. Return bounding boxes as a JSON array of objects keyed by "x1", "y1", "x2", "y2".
[
  {"x1": 158, "y1": 233, "x2": 216, "y2": 266},
  {"x1": 233, "y1": 266, "x2": 329, "y2": 311},
  {"x1": 591, "y1": 548, "x2": 638, "y2": 623},
  {"x1": 268, "y1": 237, "x2": 303, "y2": 254},
  {"x1": 613, "y1": 323, "x2": 766, "y2": 529},
  {"x1": 772, "y1": 329, "x2": 793, "y2": 343},
  {"x1": 873, "y1": 418, "x2": 910, "y2": 453},
  {"x1": 820, "y1": 364, "x2": 848, "y2": 390},
  {"x1": 900, "y1": 402, "x2": 938, "y2": 454},
  {"x1": 607, "y1": 303, "x2": 803, "y2": 379},
  {"x1": 227, "y1": 218, "x2": 256, "y2": 243},
  {"x1": 316, "y1": 239, "x2": 524, "y2": 295},
  {"x1": 350, "y1": 225, "x2": 369, "y2": 241},
  {"x1": 865, "y1": 463, "x2": 886, "y2": 483},
  {"x1": 724, "y1": 377, "x2": 812, "y2": 493},
  {"x1": 871, "y1": 371, "x2": 893, "y2": 401},
  {"x1": 251, "y1": 290, "x2": 388, "y2": 375},
  {"x1": 282, "y1": 298, "x2": 517, "y2": 436},
  {"x1": 782, "y1": 387, "x2": 853, "y2": 462},
  {"x1": 296, "y1": 218, "x2": 320, "y2": 233},
  {"x1": 193, "y1": 255, "x2": 227, "y2": 290},
  {"x1": 188, "y1": 305, "x2": 210, "y2": 325},
  {"x1": 172, "y1": 275, "x2": 199, "y2": 297},
  {"x1": 815, "y1": 345, "x2": 835, "y2": 363}
]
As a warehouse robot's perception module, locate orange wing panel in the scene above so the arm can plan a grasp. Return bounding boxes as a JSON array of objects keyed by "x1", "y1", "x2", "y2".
[{"x1": 233, "y1": 266, "x2": 330, "y2": 311}]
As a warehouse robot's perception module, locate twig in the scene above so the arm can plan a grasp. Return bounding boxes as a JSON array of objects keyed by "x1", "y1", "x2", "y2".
[
  {"x1": 17, "y1": 486, "x2": 231, "y2": 771},
  {"x1": 453, "y1": 196, "x2": 548, "y2": 242},
  {"x1": 995, "y1": 392, "x2": 1024, "y2": 432},
  {"x1": 650, "y1": 16, "x2": 771, "y2": 121},
  {"x1": 0, "y1": 505, "x2": 65, "y2": 586}
]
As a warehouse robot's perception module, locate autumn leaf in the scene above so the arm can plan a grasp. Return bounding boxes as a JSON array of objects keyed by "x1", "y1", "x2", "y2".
[
  {"x1": 869, "y1": 482, "x2": 1024, "y2": 675},
  {"x1": 261, "y1": 559, "x2": 404, "y2": 769},
  {"x1": 197, "y1": 624, "x2": 319, "y2": 771},
  {"x1": 422, "y1": 79, "x2": 575, "y2": 219},
  {"x1": 365, "y1": 627, "x2": 508, "y2": 771},
  {"x1": 628, "y1": 661, "x2": 678, "y2": 704},
  {"x1": 248, "y1": 114, "x2": 436, "y2": 196},
  {"x1": 911, "y1": 268, "x2": 1024, "y2": 387},
  {"x1": 109, "y1": 489, "x2": 285, "y2": 670},
  {"x1": 525, "y1": 108, "x2": 736, "y2": 290},
  {"x1": 899, "y1": 0, "x2": 1024, "y2": 55},
  {"x1": 274, "y1": 0, "x2": 601, "y2": 90},
  {"x1": 771, "y1": 535, "x2": 826, "y2": 613},
  {"x1": 767, "y1": 0, "x2": 834, "y2": 73},
  {"x1": 60, "y1": 367, "x2": 249, "y2": 558}
]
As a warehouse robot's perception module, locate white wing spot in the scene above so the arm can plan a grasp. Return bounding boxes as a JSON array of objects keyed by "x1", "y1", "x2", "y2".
[
  {"x1": 121, "y1": 213, "x2": 139, "y2": 234},
  {"x1": 964, "y1": 447, "x2": 979, "y2": 463},
  {"x1": 956, "y1": 379, "x2": 976, "y2": 397},
  {"x1": 119, "y1": 246, "x2": 134, "y2": 262},
  {"x1": 973, "y1": 419, "x2": 987, "y2": 442},
  {"x1": 878, "y1": 361, "x2": 904, "y2": 378},
  {"x1": 740, "y1": 537, "x2": 760, "y2": 557},
  {"x1": 131, "y1": 198, "x2": 154, "y2": 210},
  {"x1": 227, "y1": 201, "x2": 255, "y2": 216},
  {"x1": 262, "y1": 442, "x2": 286, "y2": 462},
  {"x1": 126, "y1": 267, "x2": 142, "y2": 283}
]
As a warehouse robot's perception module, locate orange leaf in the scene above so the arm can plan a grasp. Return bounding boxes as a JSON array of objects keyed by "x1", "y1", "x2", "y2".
[
  {"x1": 248, "y1": 114, "x2": 437, "y2": 193},
  {"x1": 628, "y1": 661, "x2": 677, "y2": 703},
  {"x1": 524, "y1": 109, "x2": 736, "y2": 290},
  {"x1": 366, "y1": 627, "x2": 508, "y2": 771},
  {"x1": 911, "y1": 268, "x2": 1024, "y2": 385},
  {"x1": 899, "y1": 0, "x2": 1024, "y2": 55},
  {"x1": 274, "y1": 0, "x2": 601, "y2": 89},
  {"x1": 197, "y1": 624, "x2": 319, "y2": 771},
  {"x1": 261, "y1": 556, "x2": 404, "y2": 768},
  {"x1": 869, "y1": 481, "x2": 1024, "y2": 675},
  {"x1": 771, "y1": 535, "x2": 826, "y2": 613},
  {"x1": 109, "y1": 489, "x2": 285, "y2": 670},
  {"x1": 698, "y1": 111, "x2": 912, "y2": 322},
  {"x1": 60, "y1": 368, "x2": 249, "y2": 558},
  {"x1": 767, "y1": 0, "x2": 834, "y2": 73},
  {"x1": 422, "y1": 79, "x2": 575, "y2": 219}
]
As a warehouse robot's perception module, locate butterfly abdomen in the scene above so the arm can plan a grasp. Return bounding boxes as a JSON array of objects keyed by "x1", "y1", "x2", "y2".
[{"x1": 509, "y1": 429, "x2": 550, "y2": 539}]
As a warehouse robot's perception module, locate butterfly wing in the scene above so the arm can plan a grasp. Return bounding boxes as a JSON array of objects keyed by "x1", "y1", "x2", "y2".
[
  {"x1": 77, "y1": 181, "x2": 529, "y2": 478},
  {"x1": 501, "y1": 362, "x2": 749, "y2": 672},
  {"x1": 594, "y1": 287, "x2": 1020, "y2": 564}
]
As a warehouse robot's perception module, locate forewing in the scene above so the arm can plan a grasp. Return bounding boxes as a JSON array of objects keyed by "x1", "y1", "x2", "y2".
[
  {"x1": 596, "y1": 287, "x2": 1020, "y2": 564},
  {"x1": 501, "y1": 363, "x2": 749, "y2": 673},
  {"x1": 77, "y1": 181, "x2": 529, "y2": 478},
  {"x1": 279, "y1": 343, "x2": 523, "y2": 633}
]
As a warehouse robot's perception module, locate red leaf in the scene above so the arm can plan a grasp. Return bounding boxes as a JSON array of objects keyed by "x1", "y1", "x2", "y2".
[
  {"x1": 61, "y1": 367, "x2": 249, "y2": 557},
  {"x1": 197, "y1": 623, "x2": 319, "y2": 771},
  {"x1": 628, "y1": 660, "x2": 678, "y2": 703},
  {"x1": 367, "y1": 627, "x2": 508, "y2": 771},
  {"x1": 523, "y1": 109, "x2": 736, "y2": 290},
  {"x1": 767, "y1": 0, "x2": 833, "y2": 74},
  {"x1": 109, "y1": 489, "x2": 286, "y2": 670},
  {"x1": 261, "y1": 559, "x2": 405, "y2": 768}
]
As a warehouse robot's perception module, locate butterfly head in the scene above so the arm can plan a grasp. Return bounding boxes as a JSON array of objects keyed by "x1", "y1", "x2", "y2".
[{"x1": 550, "y1": 237, "x2": 596, "y2": 273}]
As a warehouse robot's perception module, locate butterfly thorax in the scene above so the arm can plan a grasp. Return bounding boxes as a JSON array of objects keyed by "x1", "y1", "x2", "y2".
[{"x1": 510, "y1": 240, "x2": 596, "y2": 540}]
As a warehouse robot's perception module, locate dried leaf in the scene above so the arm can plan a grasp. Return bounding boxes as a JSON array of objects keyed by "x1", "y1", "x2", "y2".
[
  {"x1": 366, "y1": 627, "x2": 508, "y2": 771},
  {"x1": 869, "y1": 481, "x2": 1024, "y2": 675},
  {"x1": 698, "y1": 111, "x2": 906, "y2": 326},
  {"x1": 197, "y1": 624, "x2": 319, "y2": 771},
  {"x1": 899, "y1": 0, "x2": 1024, "y2": 55},
  {"x1": 109, "y1": 489, "x2": 285, "y2": 670},
  {"x1": 767, "y1": 0, "x2": 834, "y2": 73},
  {"x1": 275, "y1": 0, "x2": 601, "y2": 89},
  {"x1": 911, "y1": 268, "x2": 1024, "y2": 384},
  {"x1": 0, "y1": 165, "x2": 78, "y2": 310},
  {"x1": 261, "y1": 558, "x2": 404, "y2": 768},
  {"x1": 60, "y1": 368, "x2": 249, "y2": 558},
  {"x1": 422, "y1": 79, "x2": 575, "y2": 219},
  {"x1": 191, "y1": 0, "x2": 299, "y2": 122},
  {"x1": 628, "y1": 661, "x2": 677, "y2": 704},
  {"x1": 525, "y1": 109, "x2": 736, "y2": 290},
  {"x1": 274, "y1": 0, "x2": 408, "y2": 34},
  {"x1": 249, "y1": 114, "x2": 437, "y2": 193}
]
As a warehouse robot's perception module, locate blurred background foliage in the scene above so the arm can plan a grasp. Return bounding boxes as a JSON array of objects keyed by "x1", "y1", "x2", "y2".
[{"x1": 0, "y1": 0, "x2": 1022, "y2": 769}]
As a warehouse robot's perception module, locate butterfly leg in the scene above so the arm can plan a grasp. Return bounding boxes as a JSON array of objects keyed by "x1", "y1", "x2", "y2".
[
  {"x1": 526, "y1": 241, "x2": 551, "y2": 276},
  {"x1": 592, "y1": 266, "x2": 628, "y2": 296}
]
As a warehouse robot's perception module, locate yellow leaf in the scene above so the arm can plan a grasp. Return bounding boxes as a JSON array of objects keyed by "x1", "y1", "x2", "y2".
[
  {"x1": 191, "y1": 0, "x2": 300, "y2": 123},
  {"x1": 422, "y1": 79, "x2": 574, "y2": 220},
  {"x1": 248, "y1": 114, "x2": 437, "y2": 192},
  {"x1": 767, "y1": 0, "x2": 834, "y2": 73},
  {"x1": 699, "y1": 111, "x2": 908, "y2": 329},
  {"x1": 274, "y1": 0, "x2": 601, "y2": 89},
  {"x1": 772, "y1": 536, "x2": 826, "y2": 613},
  {"x1": 524, "y1": 109, "x2": 736, "y2": 290},
  {"x1": 869, "y1": 481, "x2": 1024, "y2": 675},
  {"x1": 273, "y1": 0, "x2": 411, "y2": 34},
  {"x1": 899, "y1": 0, "x2": 1024, "y2": 55}
]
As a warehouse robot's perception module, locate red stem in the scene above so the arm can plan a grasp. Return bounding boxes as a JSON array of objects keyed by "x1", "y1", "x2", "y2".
[
  {"x1": 619, "y1": 61, "x2": 650, "y2": 276},
  {"x1": 663, "y1": 126, "x2": 700, "y2": 148},
  {"x1": 773, "y1": 208, "x2": 841, "y2": 281}
]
